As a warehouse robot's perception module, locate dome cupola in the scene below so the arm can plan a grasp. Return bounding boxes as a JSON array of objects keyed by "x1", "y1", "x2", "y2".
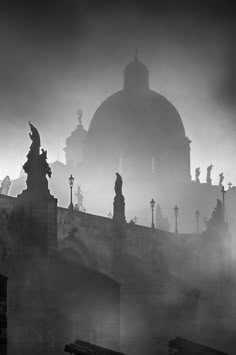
[
  {"x1": 124, "y1": 50, "x2": 149, "y2": 93},
  {"x1": 84, "y1": 55, "x2": 191, "y2": 183}
]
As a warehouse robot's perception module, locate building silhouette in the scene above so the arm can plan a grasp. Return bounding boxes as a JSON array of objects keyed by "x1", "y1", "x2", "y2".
[
  {"x1": 84, "y1": 54, "x2": 191, "y2": 183},
  {"x1": 0, "y1": 123, "x2": 234, "y2": 355},
  {"x1": 64, "y1": 109, "x2": 87, "y2": 171},
  {"x1": 6, "y1": 55, "x2": 236, "y2": 236}
]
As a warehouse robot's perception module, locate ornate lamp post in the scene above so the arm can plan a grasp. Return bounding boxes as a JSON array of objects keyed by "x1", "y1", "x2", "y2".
[
  {"x1": 150, "y1": 198, "x2": 155, "y2": 230},
  {"x1": 174, "y1": 205, "x2": 179, "y2": 234},
  {"x1": 195, "y1": 209, "x2": 200, "y2": 234},
  {"x1": 68, "y1": 174, "x2": 75, "y2": 210}
]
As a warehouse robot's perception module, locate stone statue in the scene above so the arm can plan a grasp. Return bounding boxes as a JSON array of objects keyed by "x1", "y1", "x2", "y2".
[
  {"x1": 115, "y1": 172, "x2": 123, "y2": 196},
  {"x1": 39, "y1": 149, "x2": 52, "y2": 178},
  {"x1": 75, "y1": 185, "x2": 84, "y2": 210},
  {"x1": 155, "y1": 204, "x2": 170, "y2": 231},
  {"x1": 77, "y1": 109, "x2": 83, "y2": 126},
  {"x1": 23, "y1": 122, "x2": 52, "y2": 194},
  {"x1": 28, "y1": 121, "x2": 41, "y2": 154},
  {"x1": 219, "y1": 173, "x2": 224, "y2": 187},
  {"x1": 195, "y1": 167, "x2": 200, "y2": 183},
  {"x1": 207, "y1": 198, "x2": 225, "y2": 232},
  {"x1": 206, "y1": 164, "x2": 213, "y2": 185},
  {"x1": 213, "y1": 199, "x2": 223, "y2": 220},
  {"x1": 0, "y1": 176, "x2": 11, "y2": 195}
]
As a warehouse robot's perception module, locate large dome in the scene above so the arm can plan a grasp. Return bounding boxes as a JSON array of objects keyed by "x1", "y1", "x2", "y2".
[{"x1": 84, "y1": 57, "x2": 191, "y2": 182}]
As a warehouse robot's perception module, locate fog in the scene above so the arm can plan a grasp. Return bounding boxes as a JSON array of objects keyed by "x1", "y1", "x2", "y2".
[
  {"x1": 0, "y1": 1, "x2": 235, "y2": 189},
  {"x1": 1, "y1": 4, "x2": 236, "y2": 351}
]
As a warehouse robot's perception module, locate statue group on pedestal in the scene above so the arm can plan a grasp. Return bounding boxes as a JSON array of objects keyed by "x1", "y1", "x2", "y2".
[
  {"x1": 23, "y1": 122, "x2": 52, "y2": 194},
  {"x1": 195, "y1": 165, "x2": 214, "y2": 184},
  {"x1": 195, "y1": 165, "x2": 227, "y2": 188}
]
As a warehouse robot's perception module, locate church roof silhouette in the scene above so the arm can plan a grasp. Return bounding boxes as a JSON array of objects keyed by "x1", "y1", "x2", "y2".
[{"x1": 84, "y1": 55, "x2": 190, "y2": 182}]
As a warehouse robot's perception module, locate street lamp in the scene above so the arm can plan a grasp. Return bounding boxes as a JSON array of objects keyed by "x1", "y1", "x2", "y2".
[
  {"x1": 68, "y1": 174, "x2": 75, "y2": 210},
  {"x1": 150, "y1": 198, "x2": 155, "y2": 230},
  {"x1": 221, "y1": 185, "x2": 226, "y2": 222},
  {"x1": 174, "y1": 205, "x2": 179, "y2": 234},
  {"x1": 108, "y1": 211, "x2": 112, "y2": 219},
  {"x1": 195, "y1": 209, "x2": 200, "y2": 234}
]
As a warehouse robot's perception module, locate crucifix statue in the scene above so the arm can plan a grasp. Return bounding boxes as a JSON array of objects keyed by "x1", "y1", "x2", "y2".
[{"x1": 228, "y1": 182, "x2": 232, "y2": 190}]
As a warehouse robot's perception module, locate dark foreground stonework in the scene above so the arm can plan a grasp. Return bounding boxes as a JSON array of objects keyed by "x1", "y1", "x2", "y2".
[{"x1": 0, "y1": 274, "x2": 7, "y2": 355}]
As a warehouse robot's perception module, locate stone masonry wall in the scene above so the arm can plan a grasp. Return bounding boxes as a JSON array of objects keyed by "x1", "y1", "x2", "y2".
[
  {"x1": 0, "y1": 274, "x2": 7, "y2": 355},
  {"x1": 57, "y1": 207, "x2": 229, "y2": 284},
  {"x1": 0, "y1": 194, "x2": 230, "y2": 284},
  {"x1": 57, "y1": 207, "x2": 115, "y2": 275}
]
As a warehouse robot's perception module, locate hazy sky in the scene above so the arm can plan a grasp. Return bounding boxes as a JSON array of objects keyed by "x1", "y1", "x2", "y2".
[{"x1": 0, "y1": 0, "x2": 235, "y2": 184}]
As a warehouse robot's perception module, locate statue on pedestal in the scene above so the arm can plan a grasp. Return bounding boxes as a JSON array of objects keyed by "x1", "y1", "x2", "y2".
[
  {"x1": 113, "y1": 173, "x2": 125, "y2": 224},
  {"x1": 17, "y1": 123, "x2": 57, "y2": 253},
  {"x1": 0, "y1": 176, "x2": 11, "y2": 195},
  {"x1": 195, "y1": 167, "x2": 200, "y2": 183},
  {"x1": 115, "y1": 172, "x2": 123, "y2": 196},
  {"x1": 206, "y1": 164, "x2": 213, "y2": 185},
  {"x1": 219, "y1": 173, "x2": 224, "y2": 187},
  {"x1": 22, "y1": 122, "x2": 52, "y2": 197},
  {"x1": 28, "y1": 121, "x2": 40, "y2": 153},
  {"x1": 206, "y1": 198, "x2": 226, "y2": 233}
]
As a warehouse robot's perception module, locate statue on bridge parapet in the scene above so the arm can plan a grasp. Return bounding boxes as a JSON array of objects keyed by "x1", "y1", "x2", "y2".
[
  {"x1": 114, "y1": 172, "x2": 123, "y2": 196},
  {"x1": 17, "y1": 122, "x2": 57, "y2": 254},
  {"x1": 113, "y1": 172, "x2": 126, "y2": 225},
  {"x1": 28, "y1": 121, "x2": 41, "y2": 156},
  {"x1": 40, "y1": 149, "x2": 52, "y2": 178},
  {"x1": 206, "y1": 164, "x2": 213, "y2": 185},
  {"x1": 23, "y1": 122, "x2": 52, "y2": 196},
  {"x1": 112, "y1": 172, "x2": 126, "y2": 279},
  {"x1": 0, "y1": 176, "x2": 11, "y2": 195},
  {"x1": 206, "y1": 198, "x2": 227, "y2": 234},
  {"x1": 219, "y1": 172, "x2": 224, "y2": 187},
  {"x1": 195, "y1": 167, "x2": 200, "y2": 183}
]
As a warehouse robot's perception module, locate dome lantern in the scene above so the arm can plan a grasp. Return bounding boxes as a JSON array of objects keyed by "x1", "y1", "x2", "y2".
[{"x1": 124, "y1": 51, "x2": 149, "y2": 94}]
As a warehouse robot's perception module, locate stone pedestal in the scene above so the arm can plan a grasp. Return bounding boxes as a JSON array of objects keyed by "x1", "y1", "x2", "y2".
[
  {"x1": 113, "y1": 194, "x2": 126, "y2": 226},
  {"x1": 15, "y1": 123, "x2": 58, "y2": 257},
  {"x1": 0, "y1": 274, "x2": 7, "y2": 355},
  {"x1": 16, "y1": 191, "x2": 57, "y2": 256},
  {"x1": 112, "y1": 194, "x2": 126, "y2": 280}
]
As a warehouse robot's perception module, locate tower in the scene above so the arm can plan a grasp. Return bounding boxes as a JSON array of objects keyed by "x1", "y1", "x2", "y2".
[{"x1": 64, "y1": 110, "x2": 87, "y2": 170}]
